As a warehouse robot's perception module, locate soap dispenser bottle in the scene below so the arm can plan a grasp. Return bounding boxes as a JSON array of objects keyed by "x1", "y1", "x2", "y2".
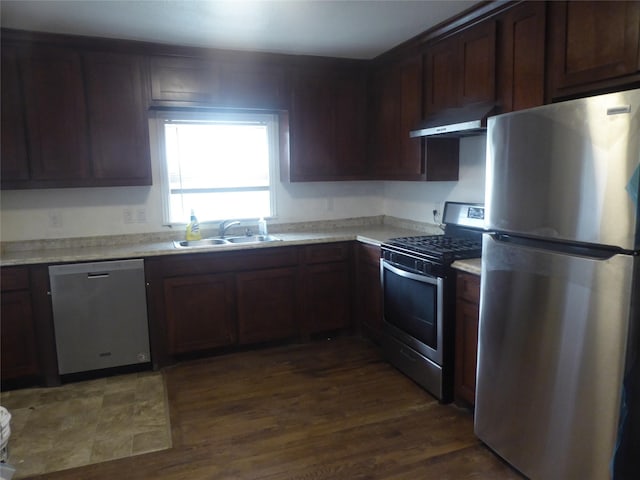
[
  {"x1": 258, "y1": 217, "x2": 268, "y2": 236},
  {"x1": 185, "y1": 209, "x2": 202, "y2": 241}
]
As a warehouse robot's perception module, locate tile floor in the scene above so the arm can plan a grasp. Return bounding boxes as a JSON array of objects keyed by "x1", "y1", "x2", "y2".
[{"x1": 0, "y1": 371, "x2": 171, "y2": 479}]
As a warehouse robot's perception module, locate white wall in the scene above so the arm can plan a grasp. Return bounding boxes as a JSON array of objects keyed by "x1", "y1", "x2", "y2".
[
  {"x1": 0, "y1": 133, "x2": 485, "y2": 242},
  {"x1": 383, "y1": 135, "x2": 487, "y2": 222}
]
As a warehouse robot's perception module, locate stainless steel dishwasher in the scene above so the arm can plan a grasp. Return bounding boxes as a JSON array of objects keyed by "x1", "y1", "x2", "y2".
[{"x1": 49, "y1": 259, "x2": 151, "y2": 375}]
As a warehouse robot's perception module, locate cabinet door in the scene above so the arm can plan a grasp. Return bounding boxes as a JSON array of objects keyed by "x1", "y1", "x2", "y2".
[
  {"x1": 424, "y1": 21, "x2": 496, "y2": 113},
  {"x1": 288, "y1": 66, "x2": 367, "y2": 181},
  {"x1": 370, "y1": 56, "x2": 424, "y2": 180},
  {"x1": 548, "y1": 1, "x2": 640, "y2": 97},
  {"x1": 454, "y1": 273, "x2": 480, "y2": 406},
  {"x1": 333, "y1": 70, "x2": 367, "y2": 178},
  {"x1": 424, "y1": 35, "x2": 459, "y2": 115},
  {"x1": 368, "y1": 68, "x2": 397, "y2": 176},
  {"x1": 20, "y1": 46, "x2": 90, "y2": 182},
  {"x1": 150, "y1": 55, "x2": 286, "y2": 109},
  {"x1": 220, "y1": 62, "x2": 287, "y2": 109},
  {"x1": 458, "y1": 20, "x2": 496, "y2": 106},
  {"x1": 304, "y1": 262, "x2": 351, "y2": 335},
  {"x1": 164, "y1": 273, "x2": 236, "y2": 354},
  {"x1": 83, "y1": 52, "x2": 152, "y2": 185},
  {"x1": 289, "y1": 70, "x2": 334, "y2": 180},
  {"x1": 498, "y1": 1, "x2": 546, "y2": 112},
  {"x1": 355, "y1": 244, "x2": 382, "y2": 341},
  {"x1": 236, "y1": 267, "x2": 298, "y2": 345},
  {"x1": 150, "y1": 56, "x2": 221, "y2": 104},
  {"x1": 1, "y1": 290, "x2": 40, "y2": 382},
  {"x1": 1, "y1": 44, "x2": 30, "y2": 185}
]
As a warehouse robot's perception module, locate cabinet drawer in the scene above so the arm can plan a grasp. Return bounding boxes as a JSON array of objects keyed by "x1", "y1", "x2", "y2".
[
  {"x1": 160, "y1": 246, "x2": 299, "y2": 276},
  {"x1": 456, "y1": 272, "x2": 480, "y2": 304},
  {"x1": 1, "y1": 267, "x2": 30, "y2": 291},
  {"x1": 304, "y1": 242, "x2": 350, "y2": 264}
]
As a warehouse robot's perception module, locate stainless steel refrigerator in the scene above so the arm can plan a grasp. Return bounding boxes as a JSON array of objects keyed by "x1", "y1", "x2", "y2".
[{"x1": 476, "y1": 88, "x2": 640, "y2": 479}]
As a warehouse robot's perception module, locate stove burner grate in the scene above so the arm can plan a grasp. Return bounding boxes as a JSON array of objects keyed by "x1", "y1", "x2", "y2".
[{"x1": 386, "y1": 235, "x2": 482, "y2": 263}]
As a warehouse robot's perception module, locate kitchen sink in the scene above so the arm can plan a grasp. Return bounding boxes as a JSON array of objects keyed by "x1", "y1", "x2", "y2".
[
  {"x1": 173, "y1": 235, "x2": 281, "y2": 248},
  {"x1": 173, "y1": 238, "x2": 229, "y2": 248},
  {"x1": 226, "y1": 235, "x2": 281, "y2": 244}
]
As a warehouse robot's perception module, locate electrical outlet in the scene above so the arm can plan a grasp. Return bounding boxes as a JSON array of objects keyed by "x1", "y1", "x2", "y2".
[
  {"x1": 48, "y1": 210, "x2": 63, "y2": 228},
  {"x1": 136, "y1": 208, "x2": 147, "y2": 224},
  {"x1": 432, "y1": 207, "x2": 441, "y2": 223},
  {"x1": 123, "y1": 208, "x2": 134, "y2": 224},
  {"x1": 326, "y1": 197, "x2": 334, "y2": 212}
]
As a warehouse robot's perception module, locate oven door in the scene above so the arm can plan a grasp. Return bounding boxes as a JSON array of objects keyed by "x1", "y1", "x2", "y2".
[{"x1": 381, "y1": 259, "x2": 444, "y2": 366}]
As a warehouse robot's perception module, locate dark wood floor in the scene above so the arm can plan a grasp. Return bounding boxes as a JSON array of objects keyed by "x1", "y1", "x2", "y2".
[{"x1": 31, "y1": 337, "x2": 523, "y2": 479}]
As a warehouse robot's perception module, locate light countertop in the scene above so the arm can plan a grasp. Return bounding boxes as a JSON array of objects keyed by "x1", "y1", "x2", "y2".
[
  {"x1": 451, "y1": 258, "x2": 482, "y2": 276},
  {"x1": 0, "y1": 221, "x2": 434, "y2": 267}
]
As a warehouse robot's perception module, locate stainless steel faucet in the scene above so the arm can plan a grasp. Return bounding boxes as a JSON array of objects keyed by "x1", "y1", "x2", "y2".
[{"x1": 218, "y1": 220, "x2": 241, "y2": 237}]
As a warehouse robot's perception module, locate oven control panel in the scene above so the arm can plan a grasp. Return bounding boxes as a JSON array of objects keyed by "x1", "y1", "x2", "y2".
[
  {"x1": 443, "y1": 202, "x2": 485, "y2": 229},
  {"x1": 382, "y1": 250, "x2": 448, "y2": 278}
]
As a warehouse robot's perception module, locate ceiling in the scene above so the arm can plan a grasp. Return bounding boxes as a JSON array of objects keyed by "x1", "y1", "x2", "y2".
[{"x1": 0, "y1": 0, "x2": 479, "y2": 59}]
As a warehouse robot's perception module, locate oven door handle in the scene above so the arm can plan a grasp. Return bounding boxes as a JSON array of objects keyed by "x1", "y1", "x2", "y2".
[{"x1": 381, "y1": 259, "x2": 440, "y2": 286}]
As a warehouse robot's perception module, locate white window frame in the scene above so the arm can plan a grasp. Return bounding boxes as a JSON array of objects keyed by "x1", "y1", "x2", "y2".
[{"x1": 154, "y1": 110, "x2": 279, "y2": 226}]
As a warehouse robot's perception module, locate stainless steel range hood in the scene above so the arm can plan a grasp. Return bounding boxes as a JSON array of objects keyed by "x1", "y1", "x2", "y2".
[{"x1": 410, "y1": 102, "x2": 497, "y2": 138}]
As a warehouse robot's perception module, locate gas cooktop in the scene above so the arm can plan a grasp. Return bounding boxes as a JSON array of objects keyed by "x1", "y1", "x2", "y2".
[
  {"x1": 382, "y1": 201, "x2": 486, "y2": 265},
  {"x1": 385, "y1": 234, "x2": 482, "y2": 264}
]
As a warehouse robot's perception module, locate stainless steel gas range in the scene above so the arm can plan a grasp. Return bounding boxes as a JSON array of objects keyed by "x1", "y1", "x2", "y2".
[{"x1": 380, "y1": 202, "x2": 484, "y2": 403}]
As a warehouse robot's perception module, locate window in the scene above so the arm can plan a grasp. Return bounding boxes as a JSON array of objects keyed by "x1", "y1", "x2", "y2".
[{"x1": 157, "y1": 111, "x2": 278, "y2": 224}]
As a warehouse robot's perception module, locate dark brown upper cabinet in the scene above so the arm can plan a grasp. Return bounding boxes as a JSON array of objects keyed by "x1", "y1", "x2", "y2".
[
  {"x1": 369, "y1": 55, "x2": 424, "y2": 180},
  {"x1": 1, "y1": 39, "x2": 153, "y2": 189},
  {"x1": 149, "y1": 55, "x2": 286, "y2": 109},
  {"x1": 284, "y1": 64, "x2": 367, "y2": 182},
  {"x1": 19, "y1": 45, "x2": 91, "y2": 184},
  {"x1": 458, "y1": 21, "x2": 497, "y2": 106},
  {"x1": 1, "y1": 45, "x2": 30, "y2": 183},
  {"x1": 221, "y1": 62, "x2": 287, "y2": 109},
  {"x1": 84, "y1": 52, "x2": 152, "y2": 185},
  {"x1": 424, "y1": 20, "x2": 497, "y2": 116},
  {"x1": 150, "y1": 56, "x2": 221, "y2": 104},
  {"x1": 547, "y1": 0, "x2": 640, "y2": 100},
  {"x1": 423, "y1": 35, "x2": 459, "y2": 114},
  {"x1": 368, "y1": 54, "x2": 459, "y2": 182},
  {"x1": 496, "y1": 1, "x2": 546, "y2": 113}
]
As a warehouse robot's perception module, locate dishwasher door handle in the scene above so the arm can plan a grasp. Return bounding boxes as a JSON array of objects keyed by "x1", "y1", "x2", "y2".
[{"x1": 87, "y1": 272, "x2": 110, "y2": 279}]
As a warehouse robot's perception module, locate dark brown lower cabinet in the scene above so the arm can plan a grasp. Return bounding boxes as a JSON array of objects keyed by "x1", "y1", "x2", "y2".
[
  {"x1": 147, "y1": 244, "x2": 354, "y2": 365},
  {"x1": 301, "y1": 243, "x2": 352, "y2": 335},
  {"x1": 355, "y1": 243, "x2": 382, "y2": 342},
  {"x1": 454, "y1": 272, "x2": 481, "y2": 407},
  {"x1": 304, "y1": 262, "x2": 351, "y2": 335},
  {"x1": 1, "y1": 267, "x2": 40, "y2": 383},
  {"x1": 236, "y1": 267, "x2": 298, "y2": 345},
  {"x1": 164, "y1": 273, "x2": 236, "y2": 354}
]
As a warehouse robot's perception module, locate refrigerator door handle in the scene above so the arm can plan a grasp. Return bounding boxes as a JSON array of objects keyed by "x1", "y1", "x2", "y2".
[{"x1": 488, "y1": 232, "x2": 628, "y2": 260}]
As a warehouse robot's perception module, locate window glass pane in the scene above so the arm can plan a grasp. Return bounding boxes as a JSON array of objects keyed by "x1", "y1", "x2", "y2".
[
  {"x1": 165, "y1": 123, "x2": 269, "y2": 190},
  {"x1": 159, "y1": 112, "x2": 277, "y2": 224}
]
